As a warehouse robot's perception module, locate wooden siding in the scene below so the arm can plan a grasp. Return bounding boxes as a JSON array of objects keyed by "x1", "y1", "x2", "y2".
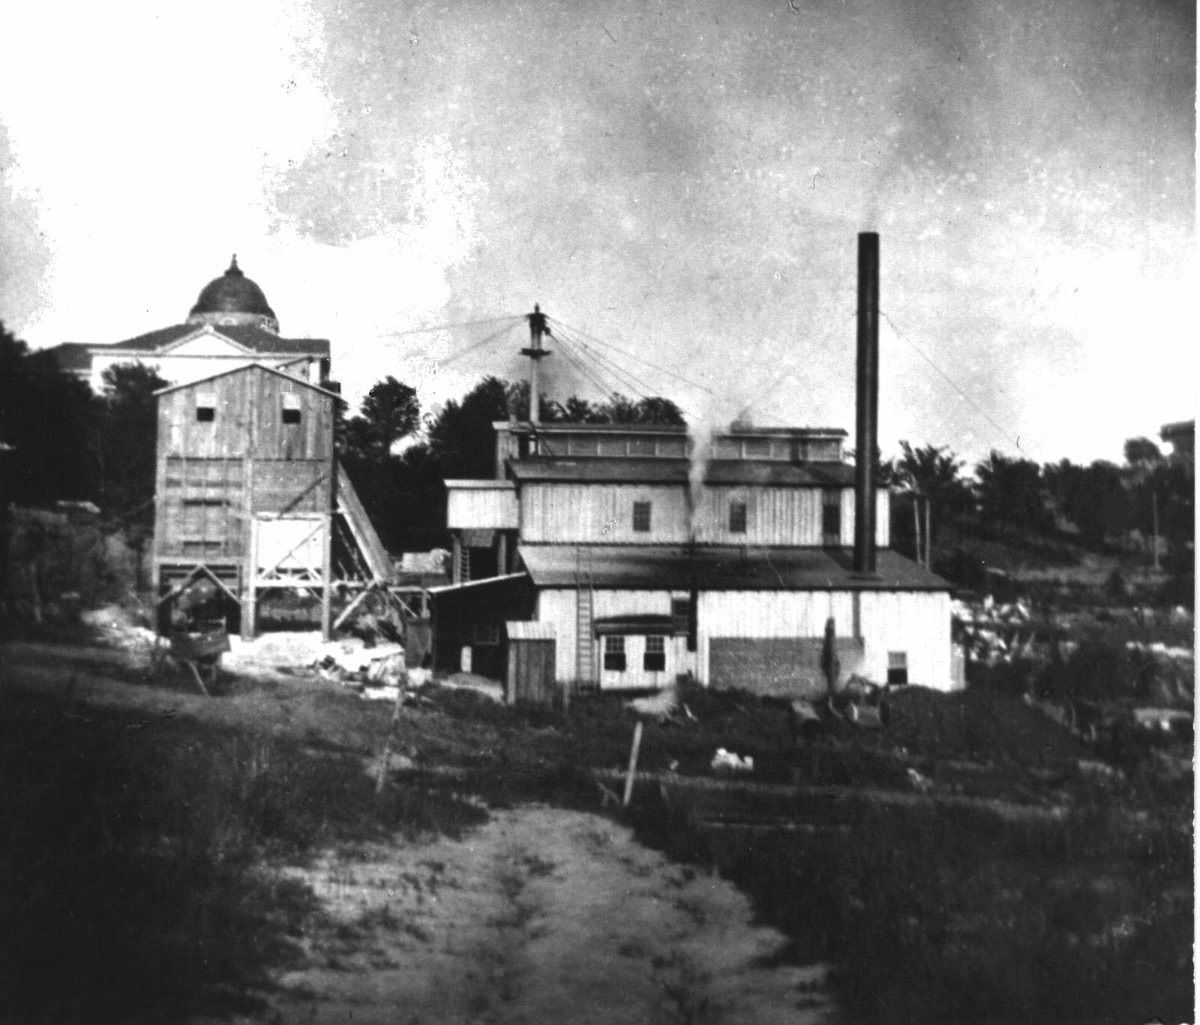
[
  {"x1": 506, "y1": 638, "x2": 557, "y2": 704},
  {"x1": 157, "y1": 367, "x2": 334, "y2": 462},
  {"x1": 522, "y1": 485, "x2": 690, "y2": 544},
  {"x1": 695, "y1": 487, "x2": 825, "y2": 545},
  {"x1": 538, "y1": 588, "x2": 696, "y2": 683},
  {"x1": 521, "y1": 483, "x2": 890, "y2": 547},
  {"x1": 539, "y1": 586, "x2": 951, "y2": 691},
  {"x1": 447, "y1": 484, "x2": 520, "y2": 530},
  {"x1": 154, "y1": 366, "x2": 336, "y2": 564},
  {"x1": 857, "y1": 590, "x2": 952, "y2": 690}
]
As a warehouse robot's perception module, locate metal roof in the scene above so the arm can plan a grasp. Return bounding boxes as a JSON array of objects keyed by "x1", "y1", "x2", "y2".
[
  {"x1": 507, "y1": 458, "x2": 855, "y2": 487},
  {"x1": 519, "y1": 544, "x2": 949, "y2": 592},
  {"x1": 506, "y1": 620, "x2": 556, "y2": 640}
]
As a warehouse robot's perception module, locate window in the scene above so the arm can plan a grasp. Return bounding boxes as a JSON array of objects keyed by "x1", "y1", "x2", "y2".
[
  {"x1": 282, "y1": 393, "x2": 302, "y2": 425},
  {"x1": 822, "y1": 489, "x2": 841, "y2": 545},
  {"x1": 472, "y1": 621, "x2": 500, "y2": 646},
  {"x1": 729, "y1": 500, "x2": 747, "y2": 534},
  {"x1": 603, "y1": 635, "x2": 627, "y2": 671},
  {"x1": 887, "y1": 651, "x2": 909, "y2": 685},
  {"x1": 643, "y1": 635, "x2": 666, "y2": 672},
  {"x1": 195, "y1": 392, "x2": 216, "y2": 423},
  {"x1": 632, "y1": 501, "x2": 652, "y2": 533}
]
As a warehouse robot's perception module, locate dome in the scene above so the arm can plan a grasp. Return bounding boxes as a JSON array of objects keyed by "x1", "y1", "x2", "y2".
[{"x1": 186, "y1": 256, "x2": 279, "y2": 333}]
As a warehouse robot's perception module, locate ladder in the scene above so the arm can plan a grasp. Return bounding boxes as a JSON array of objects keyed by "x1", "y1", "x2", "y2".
[{"x1": 575, "y1": 548, "x2": 595, "y2": 690}]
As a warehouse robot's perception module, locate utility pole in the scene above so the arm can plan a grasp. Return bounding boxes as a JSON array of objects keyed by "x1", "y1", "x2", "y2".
[{"x1": 521, "y1": 304, "x2": 551, "y2": 430}]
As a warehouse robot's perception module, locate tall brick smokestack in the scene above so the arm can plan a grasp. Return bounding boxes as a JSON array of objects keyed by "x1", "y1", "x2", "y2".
[{"x1": 854, "y1": 232, "x2": 879, "y2": 575}]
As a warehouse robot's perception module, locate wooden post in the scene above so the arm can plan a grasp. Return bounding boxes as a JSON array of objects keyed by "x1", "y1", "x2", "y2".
[
  {"x1": 912, "y1": 494, "x2": 922, "y2": 568},
  {"x1": 622, "y1": 719, "x2": 644, "y2": 807},
  {"x1": 924, "y1": 497, "x2": 932, "y2": 569},
  {"x1": 241, "y1": 517, "x2": 258, "y2": 639}
]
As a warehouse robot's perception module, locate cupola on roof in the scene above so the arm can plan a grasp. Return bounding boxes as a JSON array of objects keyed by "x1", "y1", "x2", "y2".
[{"x1": 186, "y1": 255, "x2": 279, "y2": 333}]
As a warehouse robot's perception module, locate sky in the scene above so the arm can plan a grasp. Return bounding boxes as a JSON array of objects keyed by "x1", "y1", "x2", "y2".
[{"x1": 0, "y1": 0, "x2": 1194, "y2": 467}]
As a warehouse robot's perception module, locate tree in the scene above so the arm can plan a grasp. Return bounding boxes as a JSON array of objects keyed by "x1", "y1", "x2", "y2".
[
  {"x1": 893, "y1": 442, "x2": 971, "y2": 566},
  {"x1": 97, "y1": 362, "x2": 169, "y2": 520},
  {"x1": 1122, "y1": 436, "x2": 1165, "y2": 566},
  {"x1": 0, "y1": 324, "x2": 98, "y2": 506},
  {"x1": 1042, "y1": 458, "x2": 1132, "y2": 549},
  {"x1": 426, "y1": 376, "x2": 512, "y2": 479},
  {"x1": 974, "y1": 452, "x2": 1052, "y2": 532},
  {"x1": 360, "y1": 377, "x2": 420, "y2": 449}
]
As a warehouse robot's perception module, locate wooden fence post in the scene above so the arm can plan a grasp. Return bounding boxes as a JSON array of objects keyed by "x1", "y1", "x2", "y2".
[{"x1": 622, "y1": 719, "x2": 644, "y2": 807}]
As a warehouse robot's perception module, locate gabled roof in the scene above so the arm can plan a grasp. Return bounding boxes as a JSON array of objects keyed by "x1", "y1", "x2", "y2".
[
  {"x1": 507, "y1": 458, "x2": 856, "y2": 487},
  {"x1": 519, "y1": 544, "x2": 948, "y2": 592},
  {"x1": 154, "y1": 361, "x2": 344, "y2": 402},
  {"x1": 103, "y1": 323, "x2": 329, "y2": 356}
]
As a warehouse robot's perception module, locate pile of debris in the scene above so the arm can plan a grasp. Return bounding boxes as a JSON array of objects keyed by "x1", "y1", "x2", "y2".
[
  {"x1": 313, "y1": 639, "x2": 413, "y2": 702},
  {"x1": 952, "y1": 596, "x2": 1039, "y2": 666}
]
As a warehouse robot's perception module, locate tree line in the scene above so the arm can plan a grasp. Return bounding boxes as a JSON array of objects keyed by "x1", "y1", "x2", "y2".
[{"x1": 0, "y1": 321, "x2": 1192, "y2": 592}]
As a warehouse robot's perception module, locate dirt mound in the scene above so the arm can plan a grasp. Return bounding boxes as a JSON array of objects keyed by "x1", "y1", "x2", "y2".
[{"x1": 883, "y1": 686, "x2": 1089, "y2": 767}]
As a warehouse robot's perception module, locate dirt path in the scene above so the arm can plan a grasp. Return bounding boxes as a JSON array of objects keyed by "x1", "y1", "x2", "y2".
[{"x1": 271, "y1": 806, "x2": 835, "y2": 1025}]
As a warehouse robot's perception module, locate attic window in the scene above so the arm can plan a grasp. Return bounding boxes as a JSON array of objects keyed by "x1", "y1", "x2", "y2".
[
  {"x1": 282, "y1": 393, "x2": 302, "y2": 425},
  {"x1": 195, "y1": 393, "x2": 216, "y2": 422},
  {"x1": 632, "y1": 501, "x2": 652, "y2": 533}
]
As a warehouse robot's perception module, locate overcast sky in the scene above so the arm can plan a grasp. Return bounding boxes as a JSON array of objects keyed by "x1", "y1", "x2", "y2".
[{"x1": 0, "y1": 0, "x2": 1193, "y2": 465}]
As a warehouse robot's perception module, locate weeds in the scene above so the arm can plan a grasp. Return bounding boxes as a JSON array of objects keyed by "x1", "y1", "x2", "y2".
[{"x1": 0, "y1": 686, "x2": 486, "y2": 1024}]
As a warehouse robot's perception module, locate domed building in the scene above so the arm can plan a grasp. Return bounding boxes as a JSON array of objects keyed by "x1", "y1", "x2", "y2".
[
  {"x1": 49, "y1": 257, "x2": 330, "y2": 391},
  {"x1": 187, "y1": 256, "x2": 280, "y2": 333}
]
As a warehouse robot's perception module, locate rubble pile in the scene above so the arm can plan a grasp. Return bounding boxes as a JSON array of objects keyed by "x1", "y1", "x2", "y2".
[
  {"x1": 313, "y1": 640, "x2": 408, "y2": 702},
  {"x1": 952, "y1": 596, "x2": 1038, "y2": 666},
  {"x1": 82, "y1": 604, "x2": 158, "y2": 652}
]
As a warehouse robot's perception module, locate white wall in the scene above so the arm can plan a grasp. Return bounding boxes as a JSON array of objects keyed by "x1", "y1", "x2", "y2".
[{"x1": 537, "y1": 585, "x2": 953, "y2": 691}]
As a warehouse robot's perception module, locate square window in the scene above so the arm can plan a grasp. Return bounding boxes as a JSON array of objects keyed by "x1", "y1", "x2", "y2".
[
  {"x1": 729, "y1": 500, "x2": 747, "y2": 534},
  {"x1": 887, "y1": 651, "x2": 909, "y2": 685},
  {"x1": 603, "y1": 635, "x2": 627, "y2": 671},
  {"x1": 282, "y1": 407, "x2": 301, "y2": 425},
  {"x1": 643, "y1": 635, "x2": 666, "y2": 672},
  {"x1": 196, "y1": 406, "x2": 215, "y2": 422},
  {"x1": 632, "y1": 501, "x2": 652, "y2": 533}
]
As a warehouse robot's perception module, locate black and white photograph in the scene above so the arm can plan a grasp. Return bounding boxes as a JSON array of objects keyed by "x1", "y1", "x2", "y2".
[{"x1": 0, "y1": 1, "x2": 1193, "y2": 1022}]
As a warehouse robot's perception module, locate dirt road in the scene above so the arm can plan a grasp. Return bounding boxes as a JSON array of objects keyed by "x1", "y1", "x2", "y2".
[{"x1": 272, "y1": 806, "x2": 834, "y2": 1025}]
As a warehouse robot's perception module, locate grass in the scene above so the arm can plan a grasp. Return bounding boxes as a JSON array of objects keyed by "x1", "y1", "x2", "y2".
[
  {"x1": 629, "y1": 784, "x2": 1193, "y2": 1025},
  {"x1": 410, "y1": 677, "x2": 1194, "y2": 1025},
  {"x1": 0, "y1": 685, "x2": 486, "y2": 1024}
]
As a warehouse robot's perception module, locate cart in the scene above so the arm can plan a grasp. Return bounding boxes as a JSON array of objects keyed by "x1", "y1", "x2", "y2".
[{"x1": 152, "y1": 620, "x2": 230, "y2": 696}]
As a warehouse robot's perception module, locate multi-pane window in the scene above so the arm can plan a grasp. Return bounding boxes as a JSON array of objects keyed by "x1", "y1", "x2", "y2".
[
  {"x1": 632, "y1": 501, "x2": 652, "y2": 533},
  {"x1": 643, "y1": 635, "x2": 666, "y2": 672},
  {"x1": 729, "y1": 500, "x2": 748, "y2": 534},
  {"x1": 603, "y1": 635, "x2": 627, "y2": 671},
  {"x1": 821, "y1": 489, "x2": 841, "y2": 546},
  {"x1": 887, "y1": 651, "x2": 909, "y2": 685}
]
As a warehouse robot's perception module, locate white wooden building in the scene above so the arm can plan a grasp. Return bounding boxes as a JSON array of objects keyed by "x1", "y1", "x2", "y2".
[{"x1": 440, "y1": 422, "x2": 957, "y2": 696}]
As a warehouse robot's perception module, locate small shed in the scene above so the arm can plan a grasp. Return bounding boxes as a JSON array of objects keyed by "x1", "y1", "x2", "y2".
[{"x1": 505, "y1": 620, "x2": 557, "y2": 705}]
